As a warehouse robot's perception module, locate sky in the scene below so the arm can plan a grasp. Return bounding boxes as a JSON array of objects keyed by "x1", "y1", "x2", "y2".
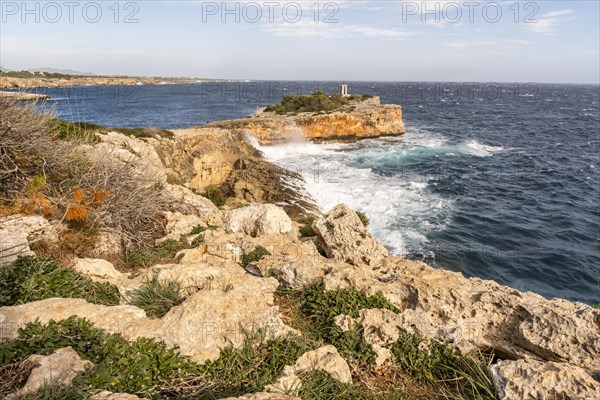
[{"x1": 0, "y1": 0, "x2": 599, "y2": 83}]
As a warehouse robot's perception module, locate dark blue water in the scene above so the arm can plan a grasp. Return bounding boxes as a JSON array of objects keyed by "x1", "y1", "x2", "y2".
[{"x1": 27, "y1": 82, "x2": 600, "y2": 304}]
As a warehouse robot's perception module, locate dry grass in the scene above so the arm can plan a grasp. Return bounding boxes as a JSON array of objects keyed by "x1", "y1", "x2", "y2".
[
  {"x1": 0, "y1": 96, "x2": 166, "y2": 251},
  {"x1": 0, "y1": 359, "x2": 36, "y2": 397}
]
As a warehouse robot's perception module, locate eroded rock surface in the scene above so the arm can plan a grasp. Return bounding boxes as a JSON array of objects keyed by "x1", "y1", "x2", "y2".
[
  {"x1": 0, "y1": 215, "x2": 57, "y2": 266},
  {"x1": 15, "y1": 347, "x2": 92, "y2": 397},
  {"x1": 266, "y1": 345, "x2": 352, "y2": 394},
  {"x1": 491, "y1": 359, "x2": 600, "y2": 400},
  {"x1": 224, "y1": 203, "x2": 293, "y2": 237},
  {"x1": 312, "y1": 204, "x2": 388, "y2": 265}
]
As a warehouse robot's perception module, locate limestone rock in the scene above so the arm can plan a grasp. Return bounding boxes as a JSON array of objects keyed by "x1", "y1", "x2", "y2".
[
  {"x1": 0, "y1": 214, "x2": 56, "y2": 266},
  {"x1": 224, "y1": 204, "x2": 293, "y2": 237},
  {"x1": 90, "y1": 391, "x2": 143, "y2": 400},
  {"x1": 92, "y1": 230, "x2": 123, "y2": 257},
  {"x1": 313, "y1": 204, "x2": 387, "y2": 265},
  {"x1": 210, "y1": 96, "x2": 405, "y2": 144},
  {"x1": 266, "y1": 345, "x2": 352, "y2": 394},
  {"x1": 73, "y1": 258, "x2": 123, "y2": 281},
  {"x1": 0, "y1": 299, "x2": 147, "y2": 341},
  {"x1": 96, "y1": 131, "x2": 168, "y2": 183},
  {"x1": 322, "y1": 258, "x2": 600, "y2": 372},
  {"x1": 0, "y1": 260, "x2": 296, "y2": 364},
  {"x1": 162, "y1": 184, "x2": 223, "y2": 227},
  {"x1": 160, "y1": 211, "x2": 210, "y2": 242},
  {"x1": 491, "y1": 359, "x2": 600, "y2": 400},
  {"x1": 16, "y1": 347, "x2": 92, "y2": 396}
]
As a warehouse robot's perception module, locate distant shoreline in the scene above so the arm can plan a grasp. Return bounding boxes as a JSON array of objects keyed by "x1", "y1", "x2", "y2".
[{"x1": 0, "y1": 75, "x2": 247, "y2": 89}]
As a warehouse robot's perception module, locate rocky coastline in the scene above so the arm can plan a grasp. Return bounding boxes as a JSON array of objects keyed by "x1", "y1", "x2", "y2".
[{"x1": 0, "y1": 95, "x2": 598, "y2": 400}]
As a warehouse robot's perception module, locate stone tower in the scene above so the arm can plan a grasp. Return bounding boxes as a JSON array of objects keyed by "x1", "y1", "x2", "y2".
[{"x1": 340, "y1": 82, "x2": 348, "y2": 96}]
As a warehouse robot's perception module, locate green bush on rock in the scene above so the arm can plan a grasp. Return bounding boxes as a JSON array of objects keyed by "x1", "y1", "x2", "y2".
[
  {"x1": 0, "y1": 257, "x2": 120, "y2": 307},
  {"x1": 129, "y1": 275, "x2": 184, "y2": 318}
]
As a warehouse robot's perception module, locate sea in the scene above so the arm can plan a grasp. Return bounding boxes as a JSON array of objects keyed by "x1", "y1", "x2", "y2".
[{"x1": 23, "y1": 81, "x2": 600, "y2": 305}]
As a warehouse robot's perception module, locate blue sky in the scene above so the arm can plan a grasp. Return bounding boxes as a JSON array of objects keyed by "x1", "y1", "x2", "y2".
[{"x1": 1, "y1": 1, "x2": 598, "y2": 83}]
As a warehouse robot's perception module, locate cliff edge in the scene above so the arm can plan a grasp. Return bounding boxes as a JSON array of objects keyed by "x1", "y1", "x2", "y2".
[{"x1": 209, "y1": 95, "x2": 405, "y2": 144}]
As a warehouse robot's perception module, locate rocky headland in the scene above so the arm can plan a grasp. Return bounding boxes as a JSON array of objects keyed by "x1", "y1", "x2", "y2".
[
  {"x1": 0, "y1": 95, "x2": 598, "y2": 400},
  {"x1": 208, "y1": 94, "x2": 405, "y2": 144}
]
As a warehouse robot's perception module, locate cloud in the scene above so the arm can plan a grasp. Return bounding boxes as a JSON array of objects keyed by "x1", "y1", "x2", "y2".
[
  {"x1": 525, "y1": 9, "x2": 574, "y2": 34},
  {"x1": 443, "y1": 39, "x2": 530, "y2": 50},
  {"x1": 262, "y1": 21, "x2": 415, "y2": 39}
]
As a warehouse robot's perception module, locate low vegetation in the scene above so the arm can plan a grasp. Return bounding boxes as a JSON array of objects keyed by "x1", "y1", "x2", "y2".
[
  {"x1": 265, "y1": 91, "x2": 357, "y2": 115},
  {"x1": 356, "y1": 211, "x2": 370, "y2": 227},
  {"x1": 240, "y1": 245, "x2": 271, "y2": 266},
  {"x1": 0, "y1": 317, "x2": 199, "y2": 397},
  {"x1": 196, "y1": 186, "x2": 227, "y2": 207},
  {"x1": 0, "y1": 256, "x2": 120, "y2": 306},
  {"x1": 123, "y1": 238, "x2": 188, "y2": 269},
  {"x1": 298, "y1": 215, "x2": 317, "y2": 237},
  {"x1": 129, "y1": 275, "x2": 184, "y2": 318},
  {"x1": 0, "y1": 97, "x2": 168, "y2": 251}
]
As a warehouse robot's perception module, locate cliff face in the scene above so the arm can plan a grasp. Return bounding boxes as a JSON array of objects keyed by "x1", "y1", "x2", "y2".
[{"x1": 209, "y1": 96, "x2": 405, "y2": 144}]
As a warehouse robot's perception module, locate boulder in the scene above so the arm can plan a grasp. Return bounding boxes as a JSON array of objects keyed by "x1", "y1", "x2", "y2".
[
  {"x1": 322, "y1": 258, "x2": 600, "y2": 372},
  {"x1": 160, "y1": 211, "x2": 210, "y2": 242},
  {"x1": 0, "y1": 215, "x2": 56, "y2": 266},
  {"x1": 491, "y1": 359, "x2": 600, "y2": 400},
  {"x1": 73, "y1": 258, "x2": 124, "y2": 281},
  {"x1": 313, "y1": 204, "x2": 387, "y2": 265},
  {"x1": 163, "y1": 184, "x2": 223, "y2": 227},
  {"x1": 15, "y1": 347, "x2": 92, "y2": 397},
  {"x1": 224, "y1": 204, "x2": 293, "y2": 237},
  {"x1": 266, "y1": 345, "x2": 352, "y2": 394}
]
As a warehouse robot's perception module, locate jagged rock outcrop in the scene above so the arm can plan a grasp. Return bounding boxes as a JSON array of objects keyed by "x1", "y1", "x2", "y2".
[
  {"x1": 312, "y1": 204, "x2": 388, "y2": 265},
  {"x1": 224, "y1": 203, "x2": 293, "y2": 237},
  {"x1": 490, "y1": 359, "x2": 600, "y2": 400},
  {"x1": 266, "y1": 345, "x2": 352, "y2": 394},
  {"x1": 322, "y1": 257, "x2": 600, "y2": 373},
  {"x1": 0, "y1": 215, "x2": 57, "y2": 266},
  {"x1": 209, "y1": 96, "x2": 405, "y2": 144},
  {"x1": 14, "y1": 347, "x2": 92, "y2": 397}
]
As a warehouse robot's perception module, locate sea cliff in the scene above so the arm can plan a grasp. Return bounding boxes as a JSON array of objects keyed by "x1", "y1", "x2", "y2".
[
  {"x1": 208, "y1": 96, "x2": 405, "y2": 144},
  {"x1": 0, "y1": 96, "x2": 597, "y2": 400}
]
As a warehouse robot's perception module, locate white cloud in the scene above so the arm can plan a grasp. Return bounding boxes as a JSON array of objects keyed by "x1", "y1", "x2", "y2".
[
  {"x1": 443, "y1": 39, "x2": 530, "y2": 50},
  {"x1": 526, "y1": 9, "x2": 574, "y2": 34},
  {"x1": 541, "y1": 9, "x2": 573, "y2": 18},
  {"x1": 262, "y1": 21, "x2": 415, "y2": 39}
]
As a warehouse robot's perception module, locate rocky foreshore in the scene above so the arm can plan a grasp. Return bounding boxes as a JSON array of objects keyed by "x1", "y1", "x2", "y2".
[
  {"x1": 0, "y1": 76, "x2": 201, "y2": 89},
  {"x1": 0, "y1": 97, "x2": 598, "y2": 400},
  {"x1": 0, "y1": 90, "x2": 49, "y2": 100}
]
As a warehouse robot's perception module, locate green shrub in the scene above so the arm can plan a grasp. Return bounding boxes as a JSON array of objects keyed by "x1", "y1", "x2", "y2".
[
  {"x1": 0, "y1": 317, "x2": 200, "y2": 397},
  {"x1": 196, "y1": 335, "x2": 313, "y2": 398},
  {"x1": 284, "y1": 285, "x2": 399, "y2": 364},
  {"x1": 129, "y1": 275, "x2": 184, "y2": 318},
  {"x1": 298, "y1": 216, "x2": 317, "y2": 237},
  {"x1": 50, "y1": 119, "x2": 102, "y2": 144},
  {"x1": 391, "y1": 332, "x2": 496, "y2": 399},
  {"x1": 356, "y1": 211, "x2": 370, "y2": 227},
  {"x1": 299, "y1": 370, "x2": 409, "y2": 400},
  {"x1": 265, "y1": 91, "x2": 353, "y2": 115},
  {"x1": 0, "y1": 257, "x2": 120, "y2": 306},
  {"x1": 123, "y1": 238, "x2": 187, "y2": 268},
  {"x1": 240, "y1": 246, "x2": 270, "y2": 266},
  {"x1": 199, "y1": 187, "x2": 227, "y2": 207},
  {"x1": 191, "y1": 234, "x2": 205, "y2": 248}
]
